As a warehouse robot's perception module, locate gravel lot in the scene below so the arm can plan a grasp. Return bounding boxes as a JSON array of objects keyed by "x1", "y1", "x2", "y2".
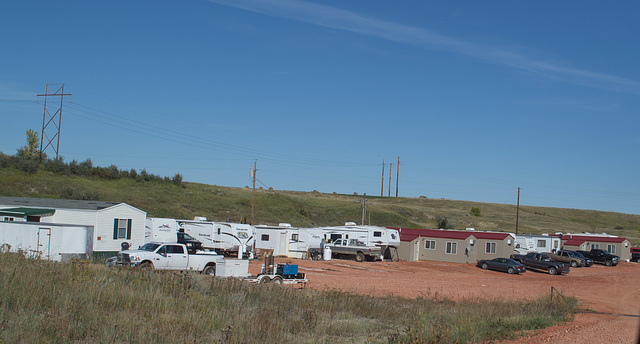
[{"x1": 250, "y1": 257, "x2": 640, "y2": 343}]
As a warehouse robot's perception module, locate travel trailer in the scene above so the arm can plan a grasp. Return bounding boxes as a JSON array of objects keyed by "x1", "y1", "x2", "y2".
[
  {"x1": 254, "y1": 224, "x2": 324, "y2": 258},
  {"x1": 514, "y1": 234, "x2": 561, "y2": 255},
  {"x1": 178, "y1": 218, "x2": 253, "y2": 256},
  {"x1": 319, "y1": 223, "x2": 400, "y2": 259}
]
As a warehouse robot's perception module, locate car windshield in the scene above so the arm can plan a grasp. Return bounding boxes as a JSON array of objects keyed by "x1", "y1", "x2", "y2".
[
  {"x1": 566, "y1": 251, "x2": 577, "y2": 257},
  {"x1": 139, "y1": 243, "x2": 160, "y2": 252},
  {"x1": 573, "y1": 252, "x2": 585, "y2": 258}
]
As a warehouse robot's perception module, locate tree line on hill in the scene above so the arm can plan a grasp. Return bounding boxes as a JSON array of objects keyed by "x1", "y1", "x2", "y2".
[{"x1": 0, "y1": 129, "x2": 183, "y2": 186}]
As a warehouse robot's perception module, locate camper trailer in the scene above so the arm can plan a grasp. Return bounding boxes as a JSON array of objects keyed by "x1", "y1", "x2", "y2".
[
  {"x1": 177, "y1": 218, "x2": 253, "y2": 256},
  {"x1": 319, "y1": 223, "x2": 400, "y2": 259},
  {"x1": 254, "y1": 224, "x2": 324, "y2": 258},
  {"x1": 514, "y1": 234, "x2": 561, "y2": 255}
]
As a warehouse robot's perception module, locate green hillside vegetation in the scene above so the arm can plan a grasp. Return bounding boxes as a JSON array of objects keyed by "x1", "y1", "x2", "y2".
[
  {"x1": 0, "y1": 252, "x2": 577, "y2": 343},
  {"x1": 1, "y1": 154, "x2": 639, "y2": 245}
]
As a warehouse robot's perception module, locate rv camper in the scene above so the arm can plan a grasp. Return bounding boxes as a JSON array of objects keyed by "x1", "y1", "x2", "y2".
[
  {"x1": 254, "y1": 224, "x2": 324, "y2": 258},
  {"x1": 177, "y1": 218, "x2": 253, "y2": 256},
  {"x1": 319, "y1": 223, "x2": 400, "y2": 260},
  {"x1": 514, "y1": 234, "x2": 561, "y2": 255}
]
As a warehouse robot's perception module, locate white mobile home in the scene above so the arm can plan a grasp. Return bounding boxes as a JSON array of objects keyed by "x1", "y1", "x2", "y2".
[
  {"x1": 0, "y1": 197, "x2": 146, "y2": 255},
  {"x1": 0, "y1": 220, "x2": 92, "y2": 261}
]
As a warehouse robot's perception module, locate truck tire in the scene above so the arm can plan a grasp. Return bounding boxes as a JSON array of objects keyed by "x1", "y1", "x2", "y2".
[
  {"x1": 259, "y1": 276, "x2": 271, "y2": 284},
  {"x1": 356, "y1": 252, "x2": 365, "y2": 262},
  {"x1": 548, "y1": 266, "x2": 557, "y2": 275},
  {"x1": 570, "y1": 261, "x2": 578, "y2": 268},
  {"x1": 507, "y1": 267, "x2": 515, "y2": 274},
  {"x1": 481, "y1": 263, "x2": 488, "y2": 270},
  {"x1": 140, "y1": 261, "x2": 154, "y2": 271},
  {"x1": 605, "y1": 260, "x2": 612, "y2": 266},
  {"x1": 202, "y1": 265, "x2": 216, "y2": 276},
  {"x1": 271, "y1": 276, "x2": 283, "y2": 285}
]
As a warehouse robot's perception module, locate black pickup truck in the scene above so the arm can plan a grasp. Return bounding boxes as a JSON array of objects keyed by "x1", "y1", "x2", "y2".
[
  {"x1": 576, "y1": 249, "x2": 620, "y2": 266},
  {"x1": 631, "y1": 248, "x2": 640, "y2": 262},
  {"x1": 510, "y1": 252, "x2": 570, "y2": 275}
]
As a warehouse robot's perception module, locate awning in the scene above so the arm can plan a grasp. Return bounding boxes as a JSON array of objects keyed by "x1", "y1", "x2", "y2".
[{"x1": 0, "y1": 207, "x2": 56, "y2": 217}]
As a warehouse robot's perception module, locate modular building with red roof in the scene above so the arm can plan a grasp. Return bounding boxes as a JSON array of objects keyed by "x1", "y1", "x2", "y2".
[
  {"x1": 554, "y1": 233, "x2": 631, "y2": 261},
  {"x1": 394, "y1": 227, "x2": 515, "y2": 264}
]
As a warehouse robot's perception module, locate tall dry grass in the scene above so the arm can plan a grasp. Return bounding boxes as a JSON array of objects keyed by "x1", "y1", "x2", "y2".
[{"x1": 0, "y1": 252, "x2": 576, "y2": 343}]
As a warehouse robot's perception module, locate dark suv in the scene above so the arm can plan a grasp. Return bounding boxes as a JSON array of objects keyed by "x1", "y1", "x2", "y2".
[
  {"x1": 177, "y1": 232, "x2": 203, "y2": 254},
  {"x1": 576, "y1": 249, "x2": 620, "y2": 266},
  {"x1": 631, "y1": 247, "x2": 640, "y2": 262}
]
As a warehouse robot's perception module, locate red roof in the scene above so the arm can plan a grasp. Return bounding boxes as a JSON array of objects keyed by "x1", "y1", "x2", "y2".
[
  {"x1": 559, "y1": 234, "x2": 627, "y2": 244},
  {"x1": 562, "y1": 239, "x2": 586, "y2": 246},
  {"x1": 393, "y1": 227, "x2": 512, "y2": 242}
]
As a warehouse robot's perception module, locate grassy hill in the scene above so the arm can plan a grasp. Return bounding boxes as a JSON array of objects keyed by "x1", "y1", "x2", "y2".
[{"x1": 1, "y1": 167, "x2": 639, "y2": 244}]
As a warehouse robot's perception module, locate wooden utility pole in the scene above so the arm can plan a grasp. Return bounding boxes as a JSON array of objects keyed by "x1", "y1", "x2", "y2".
[
  {"x1": 395, "y1": 156, "x2": 400, "y2": 197},
  {"x1": 516, "y1": 187, "x2": 520, "y2": 235},
  {"x1": 251, "y1": 161, "x2": 257, "y2": 225},
  {"x1": 381, "y1": 159, "x2": 385, "y2": 196},
  {"x1": 361, "y1": 193, "x2": 367, "y2": 225},
  {"x1": 388, "y1": 162, "x2": 393, "y2": 197},
  {"x1": 38, "y1": 83, "x2": 71, "y2": 159}
]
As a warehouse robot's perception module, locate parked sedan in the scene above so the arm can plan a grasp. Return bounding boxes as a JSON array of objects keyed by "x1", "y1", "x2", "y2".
[{"x1": 477, "y1": 258, "x2": 526, "y2": 274}]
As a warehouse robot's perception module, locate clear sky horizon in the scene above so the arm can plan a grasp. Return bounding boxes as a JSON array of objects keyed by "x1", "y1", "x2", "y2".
[{"x1": 1, "y1": 1, "x2": 639, "y2": 215}]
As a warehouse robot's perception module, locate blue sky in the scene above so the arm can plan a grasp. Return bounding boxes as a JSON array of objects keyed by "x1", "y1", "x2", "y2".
[{"x1": 1, "y1": 1, "x2": 639, "y2": 215}]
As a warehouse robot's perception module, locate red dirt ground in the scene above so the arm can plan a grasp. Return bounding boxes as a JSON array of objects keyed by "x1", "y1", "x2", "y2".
[{"x1": 249, "y1": 258, "x2": 640, "y2": 343}]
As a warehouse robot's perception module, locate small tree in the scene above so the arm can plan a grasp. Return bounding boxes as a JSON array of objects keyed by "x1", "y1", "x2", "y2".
[
  {"x1": 436, "y1": 216, "x2": 454, "y2": 229},
  {"x1": 17, "y1": 129, "x2": 41, "y2": 160},
  {"x1": 470, "y1": 207, "x2": 481, "y2": 217}
]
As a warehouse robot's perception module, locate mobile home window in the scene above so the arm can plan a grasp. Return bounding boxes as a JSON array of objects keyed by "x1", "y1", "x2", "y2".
[
  {"x1": 373, "y1": 231, "x2": 382, "y2": 237},
  {"x1": 591, "y1": 243, "x2": 599, "y2": 249},
  {"x1": 607, "y1": 244, "x2": 616, "y2": 254},
  {"x1": 537, "y1": 240, "x2": 546, "y2": 248},
  {"x1": 291, "y1": 233, "x2": 299, "y2": 241},
  {"x1": 113, "y1": 219, "x2": 132, "y2": 240},
  {"x1": 485, "y1": 242, "x2": 496, "y2": 254},
  {"x1": 445, "y1": 242, "x2": 457, "y2": 255},
  {"x1": 424, "y1": 240, "x2": 436, "y2": 250},
  {"x1": 261, "y1": 234, "x2": 269, "y2": 241}
]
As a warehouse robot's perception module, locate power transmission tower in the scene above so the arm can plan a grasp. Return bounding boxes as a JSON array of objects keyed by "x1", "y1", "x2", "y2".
[{"x1": 37, "y1": 83, "x2": 71, "y2": 159}]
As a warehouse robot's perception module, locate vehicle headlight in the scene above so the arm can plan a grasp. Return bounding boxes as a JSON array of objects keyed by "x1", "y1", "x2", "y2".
[{"x1": 130, "y1": 256, "x2": 140, "y2": 262}]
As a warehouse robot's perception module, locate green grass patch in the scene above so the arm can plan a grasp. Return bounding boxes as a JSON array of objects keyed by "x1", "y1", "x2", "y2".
[{"x1": 0, "y1": 252, "x2": 577, "y2": 343}]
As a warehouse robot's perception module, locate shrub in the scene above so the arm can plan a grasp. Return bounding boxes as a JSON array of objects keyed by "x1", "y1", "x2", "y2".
[
  {"x1": 436, "y1": 216, "x2": 454, "y2": 229},
  {"x1": 470, "y1": 207, "x2": 481, "y2": 217}
]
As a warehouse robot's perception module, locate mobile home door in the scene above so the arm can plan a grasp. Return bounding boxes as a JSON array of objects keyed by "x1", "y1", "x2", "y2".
[{"x1": 37, "y1": 227, "x2": 51, "y2": 260}]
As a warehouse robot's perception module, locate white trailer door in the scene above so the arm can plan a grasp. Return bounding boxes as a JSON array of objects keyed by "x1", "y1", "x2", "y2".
[
  {"x1": 37, "y1": 228, "x2": 51, "y2": 260},
  {"x1": 278, "y1": 231, "x2": 287, "y2": 255}
]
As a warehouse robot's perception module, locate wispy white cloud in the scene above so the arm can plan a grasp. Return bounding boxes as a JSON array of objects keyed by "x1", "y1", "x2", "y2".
[{"x1": 208, "y1": 0, "x2": 640, "y2": 94}]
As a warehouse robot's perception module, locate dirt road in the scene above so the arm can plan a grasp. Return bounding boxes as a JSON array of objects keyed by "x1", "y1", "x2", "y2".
[{"x1": 250, "y1": 258, "x2": 640, "y2": 343}]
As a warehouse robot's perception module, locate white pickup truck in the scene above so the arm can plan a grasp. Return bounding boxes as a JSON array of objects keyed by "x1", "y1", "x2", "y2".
[{"x1": 116, "y1": 242, "x2": 225, "y2": 275}]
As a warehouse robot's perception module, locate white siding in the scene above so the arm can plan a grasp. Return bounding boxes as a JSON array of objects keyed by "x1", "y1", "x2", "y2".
[
  {"x1": 0, "y1": 221, "x2": 91, "y2": 262},
  {"x1": 95, "y1": 204, "x2": 146, "y2": 252}
]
